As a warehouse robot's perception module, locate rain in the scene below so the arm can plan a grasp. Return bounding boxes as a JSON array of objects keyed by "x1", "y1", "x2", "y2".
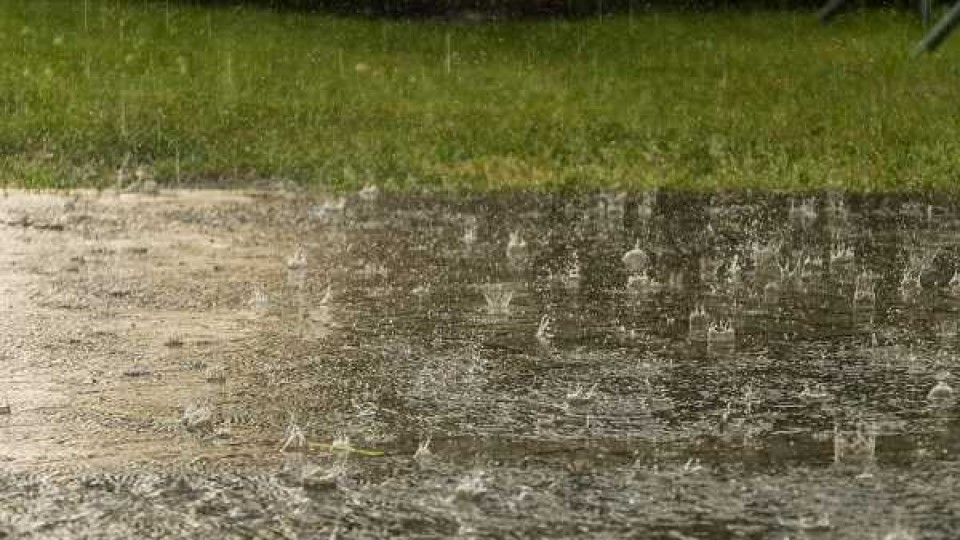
[{"x1": 4, "y1": 0, "x2": 960, "y2": 538}]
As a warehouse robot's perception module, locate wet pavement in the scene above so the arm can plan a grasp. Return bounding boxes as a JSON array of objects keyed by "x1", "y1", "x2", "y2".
[{"x1": 1, "y1": 188, "x2": 959, "y2": 538}]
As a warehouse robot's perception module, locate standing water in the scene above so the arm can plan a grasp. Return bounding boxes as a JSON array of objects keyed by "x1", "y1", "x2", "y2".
[{"x1": 0, "y1": 190, "x2": 958, "y2": 538}]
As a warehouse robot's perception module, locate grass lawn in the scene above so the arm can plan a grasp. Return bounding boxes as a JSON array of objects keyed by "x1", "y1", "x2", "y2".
[{"x1": 2, "y1": 2, "x2": 960, "y2": 191}]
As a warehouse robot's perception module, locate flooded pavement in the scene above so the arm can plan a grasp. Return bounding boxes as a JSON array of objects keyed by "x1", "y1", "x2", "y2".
[{"x1": 2, "y1": 188, "x2": 960, "y2": 538}]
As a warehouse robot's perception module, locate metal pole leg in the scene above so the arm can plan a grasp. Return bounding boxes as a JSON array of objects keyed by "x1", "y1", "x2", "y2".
[
  {"x1": 818, "y1": 0, "x2": 849, "y2": 24},
  {"x1": 915, "y1": 1, "x2": 960, "y2": 54}
]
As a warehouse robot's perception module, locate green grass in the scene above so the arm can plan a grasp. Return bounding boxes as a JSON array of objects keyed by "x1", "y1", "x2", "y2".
[{"x1": 2, "y1": 2, "x2": 960, "y2": 191}]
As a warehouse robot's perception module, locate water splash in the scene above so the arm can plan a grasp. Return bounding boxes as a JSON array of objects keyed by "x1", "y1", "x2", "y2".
[
  {"x1": 204, "y1": 365, "x2": 226, "y2": 384},
  {"x1": 565, "y1": 383, "x2": 597, "y2": 408},
  {"x1": 927, "y1": 371, "x2": 954, "y2": 403},
  {"x1": 182, "y1": 400, "x2": 216, "y2": 432},
  {"x1": 357, "y1": 184, "x2": 380, "y2": 202},
  {"x1": 560, "y1": 251, "x2": 581, "y2": 290},
  {"x1": 899, "y1": 268, "x2": 922, "y2": 302},
  {"x1": 481, "y1": 283, "x2": 514, "y2": 315},
  {"x1": 789, "y1": 197, "x2": 817, "y2": 225},
  {"x1": 535, "y1": 314, "x2": 554, "y2": 346},
  {"x1": 830, "y1": 242, "x2": 855, "y2": 266},
  {"x1": 462, "y1": 219, "x2": 477, "y2": 247},
  {"x1": 286, "y1": 245, "x2": 308, "y2": 270},
  {"x1": 627, "y1": 272, "x2": 662, "y2": 294},
  {"x1": 309, "y1": 197, "x2": 346, "y2": 222},
  {"x1": 833, "y1": 422, "x2": 876, "y2": 466},
  {"x1": 948, "y1": 270, "x2": 960, "y2": 296},
  {"x1": 707, "y1": 320, "x2": 735, "y2": 350},
  {"x1": 688, "y1": 305, "x2": 709, "y2": 342},
  {"x1": 506, "y1": 231, "x2": 528, "y2": 267},
  {"x1": 622, "y1": 241, "x2": 648, "y2": 274},
  {"x1": 414, "y1": 436, "x2": 433, "y2": 462},
  {"x1": 636, "y1": 191, "x2": 655, "y2": 221},
  {"x1": 248, "y1": 285, "x2": 271, "y2": 311},
  {"x1": 280, "y1": 419, "x2": 308, "y2": 453}
]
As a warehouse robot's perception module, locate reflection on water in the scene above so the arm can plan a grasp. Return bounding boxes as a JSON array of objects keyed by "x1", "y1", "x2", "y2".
[{"x1": 3, "y1": 190, "x2": 960, "y2": 536}]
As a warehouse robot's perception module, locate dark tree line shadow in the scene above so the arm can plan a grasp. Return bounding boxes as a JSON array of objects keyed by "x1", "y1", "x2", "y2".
[{"x1": 170, "y1": 0, "x2": 916, "y2": 19}]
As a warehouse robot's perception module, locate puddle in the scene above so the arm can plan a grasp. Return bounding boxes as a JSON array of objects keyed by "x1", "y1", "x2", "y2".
[{"x1": 1, "y1": 189, "x2": 959, "y2": 537}]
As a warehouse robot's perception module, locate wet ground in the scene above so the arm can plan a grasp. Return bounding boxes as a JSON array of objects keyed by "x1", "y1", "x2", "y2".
[{"x1": 2, "y1": 188, "x2": 960, "y2": 538}]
